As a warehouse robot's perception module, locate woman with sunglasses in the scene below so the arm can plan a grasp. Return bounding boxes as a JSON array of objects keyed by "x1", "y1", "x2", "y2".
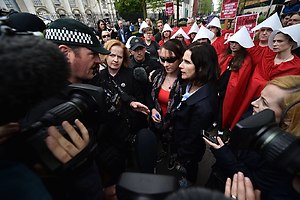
[
  {"x1": 101, "y1": 30, "x2": 111, "y2": 45},
  {"x1": 172, "y1": 43, "x2": 219, "y2": 187},
  {"x1": 148, "y1": 39, "x2": 185, "y2": 169}
]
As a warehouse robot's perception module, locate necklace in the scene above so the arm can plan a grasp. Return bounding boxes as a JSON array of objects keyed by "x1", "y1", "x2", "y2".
[{"x1": 165, "y1": 76, "x2": 173, "y2": 90}]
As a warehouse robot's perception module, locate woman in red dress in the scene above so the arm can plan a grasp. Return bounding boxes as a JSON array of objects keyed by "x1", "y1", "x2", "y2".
[
  {"x1": 207, "y1": 17, "x2": 228, "y2": 57},
  {"x1": 248, "y1": 13, "x2": 282, "y2": 66},
  {"x1": 233, "y1": 24, "x2": 300, "y2": 128},
  {"x1": 159, "y1": 24, "x2": 173, "y2": 46},
  {"x1": 218, "y1": 27, "x2": 254, "y2": 130}
]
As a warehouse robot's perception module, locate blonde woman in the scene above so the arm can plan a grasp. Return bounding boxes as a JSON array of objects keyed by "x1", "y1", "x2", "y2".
[
  {"x1": 205, "y1": 75, "x2": 300, "y2": 199},
  {"x1": 91, "y1": 39, "x2": 150, "y2": 191}
]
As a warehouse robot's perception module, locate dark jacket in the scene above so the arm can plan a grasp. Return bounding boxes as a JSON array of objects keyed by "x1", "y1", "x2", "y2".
[
  {"x1": 90, "y1": 67, "x2": 148, "y2": 186},
  {"x1": 129, "y1": 53, "x2": 163, "y2": 105},
  {"x1": 117, "y1": 26, "x2": 131, "y2": 43},
  {"x1": 154, "y1": 32, "x2": 162, "y2": 43},
  {"x1": 91, "y1": 67, "x2": 148, "y2": 142},
  {"x1": 172, "y1": 82, "x2": 218, "y2": 162},
  {"x1": 129, "y1": 53, "x2": 162, "y2": 77},
  {"x1": 10, "y1": 85, "x2": 104, "y2": 200},
  {"x1": 211, "y1": 145, "x2": 300, "y2": 200}
]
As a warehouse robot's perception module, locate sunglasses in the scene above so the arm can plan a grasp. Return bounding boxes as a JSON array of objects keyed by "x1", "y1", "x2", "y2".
[
  {"x1": 102, "y1": 35, "x2": 110, "y2": 38},
  {"x1": 159, "y1": 56, "x2": 178, "y2": 63}
]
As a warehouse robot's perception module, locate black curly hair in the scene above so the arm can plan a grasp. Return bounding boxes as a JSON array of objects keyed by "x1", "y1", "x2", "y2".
[{"x1": 0, "y1": 35, "x2": 70, "y2": 124}]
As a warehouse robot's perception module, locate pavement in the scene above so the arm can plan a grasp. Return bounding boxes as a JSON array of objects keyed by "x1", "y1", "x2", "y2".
[{"x1": 155, "y1": 144, "x2": 216, "y2": 187}]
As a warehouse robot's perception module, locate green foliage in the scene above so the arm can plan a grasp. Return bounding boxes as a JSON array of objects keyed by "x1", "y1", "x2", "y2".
[
  {"x1": 115, "y1": 0, "x2": 143, "y2": 20},
  {"x1": 178, "y1": 21, "x2": 187, "y2": 27},
  {"x1": 132, "y1": 31, "x2": 139, "y2": 36},
  {"x1": 258, "y1": 15, "x2": 266, "y2": 23},
  {"x1": 115, "y1": 0, "x2": 142, "y2": 13},
  {"x1": 148, "y1": 0, "x2": 164, "y2": 11},
  {"x1": 199, "y1": 0, "x2": 213, "y2": 15},
  {"x1": 115, "y1": 0, "x2": 167, "y2": 20}
]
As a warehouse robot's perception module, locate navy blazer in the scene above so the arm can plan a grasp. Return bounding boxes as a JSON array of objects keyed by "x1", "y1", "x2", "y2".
[
  {"x1": 117, "y1": 26, "x2": 131, "y2": 43},
  {"x1": 172, "y1": 81, "x2": 218, "y2": 162}
]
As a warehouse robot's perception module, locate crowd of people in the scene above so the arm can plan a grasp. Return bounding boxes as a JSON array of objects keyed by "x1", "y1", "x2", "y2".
[{"x1": 0, "y1": 6, "x2": 300, "y2": 200}]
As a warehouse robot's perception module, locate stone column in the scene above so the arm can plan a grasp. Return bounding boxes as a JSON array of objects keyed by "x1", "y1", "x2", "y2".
[
  {"x1": 61, "y1": 0, "x2": 72, "y2": 14},
  {"x1": 76, "y1": 0, "x2": 85, "y2": 14},
  {"x1": 22, "y1": 0, "x2": 36, "y2": 13},
  {"x1": 44, "y1": 0, "x2": 56, "y2": 13}
]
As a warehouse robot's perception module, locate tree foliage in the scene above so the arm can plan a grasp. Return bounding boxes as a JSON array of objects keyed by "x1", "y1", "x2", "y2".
[
  {"x1": 148, "y1": 0, "x2": 164, "y2": 11},
  {"x1": 114, "y1": 0, "x2": 143, "y2": 21},
  {"x1": 199, "y1": 0, "x2": 213, "y2": 15},
  {"x1": 115, "y1": 0, "x2": 166, "y2": 21}
]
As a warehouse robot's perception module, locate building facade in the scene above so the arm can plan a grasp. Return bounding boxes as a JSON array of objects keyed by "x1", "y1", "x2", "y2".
[{"x1": 0, "y1": 0, "x2": 118, "y2": 28}]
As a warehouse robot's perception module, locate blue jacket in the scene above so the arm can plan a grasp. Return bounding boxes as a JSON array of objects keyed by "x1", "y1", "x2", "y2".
[{"x1": 117, "y1": 26, "x2": 132, "y2": 43}]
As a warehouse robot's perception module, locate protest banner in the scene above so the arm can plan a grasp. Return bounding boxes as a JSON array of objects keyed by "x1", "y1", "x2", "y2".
[
  {"x1": 220, "y1": 0, "x2": 239, "y2": 19},
  {"x1": 165, "y1": 2, "x2": 174, "y2": 16},
  {"x1": 235, "y1": 13, "x2": 258, "y2": 38}
]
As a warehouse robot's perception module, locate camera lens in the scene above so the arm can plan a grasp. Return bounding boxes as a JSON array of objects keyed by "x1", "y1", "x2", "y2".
[{"x1": 255, "y1": 125, "x2": 300, "y2": 174}]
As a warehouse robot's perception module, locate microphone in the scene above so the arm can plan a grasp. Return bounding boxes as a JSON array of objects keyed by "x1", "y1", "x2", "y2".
[{"x1": 133, "y1": 67, "x2": 148, "y2": 84}]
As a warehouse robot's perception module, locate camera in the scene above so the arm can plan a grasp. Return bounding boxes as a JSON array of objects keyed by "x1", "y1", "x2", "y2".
[
  {"x1": 16, "y1": 82, "x2": 127, "y2": 171},
  {"x1": 100, "y1": 78, "x2": 132, "y2": 115},
  {"x1": 230, "y1": 109, "x2": 300, "y2": 175},
  {"x1": 116, "y1": 172, "x2": 178, "y2": 200},
  {"x1": 9, "y1": 84, "x2": 106, "y2": 171}
]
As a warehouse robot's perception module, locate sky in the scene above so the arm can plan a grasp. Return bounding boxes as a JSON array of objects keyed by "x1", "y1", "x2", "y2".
[{"x1": 213, "y1": 0, "x2": 219, "y2": 11}]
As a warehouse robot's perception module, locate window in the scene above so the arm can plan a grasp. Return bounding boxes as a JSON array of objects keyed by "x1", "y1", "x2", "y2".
[
  {"x1": 101, "y1": 0, "x2": 107, "y2": 9},
  {"x1": 52, "y1": 0, "x2": 61, "y2": 6},
  {"x1": 33, "y1": 0, "x2": 43, "y2": 6},
  {"x1": 4, "y1": 0, "x2": 21, "y2": 10},
  {"x1": 68, "y1": 0, "x2": 76, "y2": 7},
  {"x1": 82, "y1": 0, "x2": 89, "y2": 7},
  {"x1": 3, "y1": 0, "x2": 13, "y2": 9}
]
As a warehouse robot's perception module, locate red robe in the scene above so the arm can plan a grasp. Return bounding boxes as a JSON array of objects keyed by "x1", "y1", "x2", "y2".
[
  {"x1": 159, "y1": 40, "x2": 165, "y2": 46},
  {"x1": 219, "y1": 54, "x2": 253, "y2": 129},
  {"x1": 247, "y1": 41, "x2": 276, "y2": 67},
  {"x1": 212, "y1": 36, "x2": 228, "y2": 57},
  {"x1": 171, "y1": 27, "x2": 191, "y2": 46},
  {"x1": 232, "y1": 53, "x2": 300, "y2": 129}
]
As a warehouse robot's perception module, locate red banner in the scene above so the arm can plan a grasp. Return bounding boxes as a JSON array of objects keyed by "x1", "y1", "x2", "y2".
[
  {"x1": 220, "y1": 0, "x2": 239, "y2": 19},
  {"x1": 165, "y1": 2, "x2": 174, "y2": 16},
  {"x1": 235, "y1": 13, "x2": 259, "y2": 38}
]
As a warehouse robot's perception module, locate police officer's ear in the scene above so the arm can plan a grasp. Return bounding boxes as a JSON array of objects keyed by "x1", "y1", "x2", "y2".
[{"x1": 58, "y1": 45, "x2": 72, "y2": 58}]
